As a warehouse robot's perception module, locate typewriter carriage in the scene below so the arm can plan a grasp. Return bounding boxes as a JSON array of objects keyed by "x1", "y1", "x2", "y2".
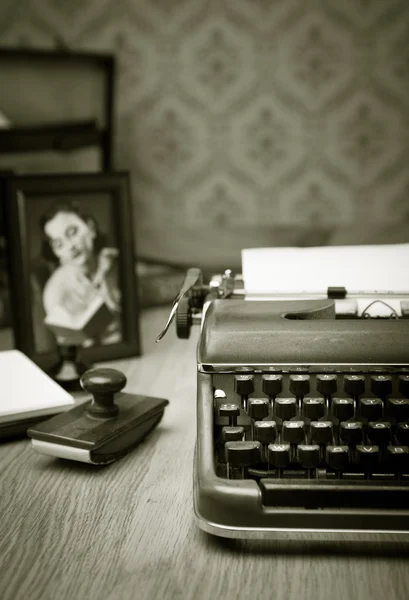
[{"x1": 157, "y1": 268, "x2": 409, "y2": 345}]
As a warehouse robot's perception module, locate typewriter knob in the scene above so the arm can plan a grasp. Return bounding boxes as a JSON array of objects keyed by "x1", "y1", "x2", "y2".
[
  {"x1": 176, "y1": 296, "x2": 192, "y2": 339},
  {"x1": 156, "y1": 267, "x2": 203, "y2": 343}
]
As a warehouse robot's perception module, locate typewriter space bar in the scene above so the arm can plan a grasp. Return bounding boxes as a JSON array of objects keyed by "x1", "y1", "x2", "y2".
[{"x1": 259, "y1": 479, "x2": 409, "y2": 509}]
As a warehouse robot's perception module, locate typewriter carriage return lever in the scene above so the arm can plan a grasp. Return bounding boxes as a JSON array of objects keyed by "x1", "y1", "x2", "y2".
[{"x1": 156, "y1": 268, "x2": 238, "y2": 341}]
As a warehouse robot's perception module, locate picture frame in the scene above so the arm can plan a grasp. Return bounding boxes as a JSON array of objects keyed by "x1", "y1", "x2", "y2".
[
  {"x1": 5, "y1": 171, "x2": 140, "y2": 369},
  {"x1": 0, "y1": 47, "x2": 115, "y2": 171}
]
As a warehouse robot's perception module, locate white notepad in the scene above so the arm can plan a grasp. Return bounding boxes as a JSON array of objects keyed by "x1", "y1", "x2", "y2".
[{"x1": 0, "y1": 350, "x2": 75, "y2": 424}]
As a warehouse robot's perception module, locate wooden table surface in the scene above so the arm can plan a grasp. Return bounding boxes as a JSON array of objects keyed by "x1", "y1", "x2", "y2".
[{"x1": 1, "y1": 307, "x2": 409, "y2": 600}]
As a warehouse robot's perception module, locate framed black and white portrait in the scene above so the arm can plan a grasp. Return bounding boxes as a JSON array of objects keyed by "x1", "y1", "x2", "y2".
[{"x1": 5, "y1": 172, "x2": 140, "y2": 368}]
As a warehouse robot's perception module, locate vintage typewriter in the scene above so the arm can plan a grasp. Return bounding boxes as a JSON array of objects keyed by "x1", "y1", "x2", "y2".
[{"x1": 157, "y1": 266, "x2": 409, "y2": 539}]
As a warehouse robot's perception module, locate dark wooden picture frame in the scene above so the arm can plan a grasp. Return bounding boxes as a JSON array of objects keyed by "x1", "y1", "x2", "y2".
[{"x1": 5, "y1": 172, "x2": 140, "y2": 369}]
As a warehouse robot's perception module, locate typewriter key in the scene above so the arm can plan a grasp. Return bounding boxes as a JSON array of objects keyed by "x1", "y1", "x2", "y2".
[
  {"x1": 398, "y1": 375, "x2": 409, "y2": 397},
  {"x1": 387, "y1": 398, "x2": 409, "y2": 422},
  {"x1": 225, "y1": 441, "x2": 261, "y2": 465},
  {"x1": 289, "y1": 374, "x2": 310, "y2": 397},
  {"x1": 310, "y1": 421, "x2": 333, "y2": 445},
  {"x1": 344, "y1": 374, "x2": 366, "y2": 397},
  {"x1": 340, "y1": 421, "x2": 364, "y2": 445},
  {"x1": 316, "y1": 374, "x2": 338, "y2": 397},
  {"x1": 248, "y1": 398, "x2": 270, "y2": 420},
  {"x1": 297, "y1": 444, "x2": 320, "y2": 469},
  {"x1": 225, "y1": 441, "x2": 261, "y2": 479},
  {"x1": 214, "y1": 389, "x2": 227, "y2": 401},
  {"x1": 213, "y1": 389, "x2": 227, "y2": 410},
  {"x1": 303, "y1": 397, "x2": 325, "y2": 420},
  {"x1": 359, "y1": 397, "x2": 383, "y2": 421},
  {"x1": 219, "y1": 403, "x2": 241, "y2": 426},
  {"x1": 386, "y1": 445, "x2": 409, "y2": 472},
  {"x1": 261, "y1": 374, "x2": 283, "y2": 398},
  {"x1": 234, "y1": 374, "x2": 254, "y2": 411},
  {"x1": 326, "y1": 445, "x2": 349, "y2": 471},
  {"x1": 282, "y1": 421, "x2": 305, "y2": 445},
  {"x1": 253, "y1": 421, "x2": 277, "y2": 444},
  {"x1": 254, "y1": 421, "x2": 277, "y2": 460},
  {"x1": 397, "y1": 422, "x2": 409, "y2": 445},
  {"x1": 234, "y1": 374, "x2": 254, "y2": 396},
  {"x1": 275, "y1": 398, "x2": 297, "y2": 421},
  {"x1": 332, "y1": 397, "x2": 354, "y2": 421},
  {"x1": 356, "y1": 445, "x2": 380, "y2": 471},
  {"x1": 267, "y1": 443, "x2": 291, "y2": 470},
  {"x1": 370, "y1": 375, "x2": 392, "y2": 398},
  {"x1": 367, "y1": 422, "x2": 391, "y2": 446},
  {"x1": 221, "y1": 426, "x2": 244, "y2": 442}
]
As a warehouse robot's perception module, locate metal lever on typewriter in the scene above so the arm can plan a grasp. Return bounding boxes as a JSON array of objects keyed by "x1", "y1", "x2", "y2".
[
  {"x1": 156, "y1": 268, "x2": 237, "y2": 341},
  {"x1": 156, "y1": 267, "x2": 204, "y2": 342}
]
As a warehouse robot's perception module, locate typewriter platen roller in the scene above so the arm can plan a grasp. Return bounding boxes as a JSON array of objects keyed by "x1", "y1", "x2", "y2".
[{"x1": 157, "y1": 268, "x2": 409, "y2": 540}]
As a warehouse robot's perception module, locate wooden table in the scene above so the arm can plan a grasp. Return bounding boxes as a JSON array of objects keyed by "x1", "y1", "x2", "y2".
[{"x1": 1, "y1": 307, "x2": 409, "y2": 600}]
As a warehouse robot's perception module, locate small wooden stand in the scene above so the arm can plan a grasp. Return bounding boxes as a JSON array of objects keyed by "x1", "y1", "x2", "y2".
[{"x1": 49, "y1": 343, "x2": 91, "y2": 392}]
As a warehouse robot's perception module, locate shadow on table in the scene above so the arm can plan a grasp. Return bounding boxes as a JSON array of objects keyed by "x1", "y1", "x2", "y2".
[{"x1": 201, "y1": 531, "x2": 409, "y2": 558}]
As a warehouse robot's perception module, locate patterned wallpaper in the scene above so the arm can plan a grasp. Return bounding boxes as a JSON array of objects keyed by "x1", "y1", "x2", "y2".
[{"x1": 1, "y1": 0, "x2": 409, "y2": 267}]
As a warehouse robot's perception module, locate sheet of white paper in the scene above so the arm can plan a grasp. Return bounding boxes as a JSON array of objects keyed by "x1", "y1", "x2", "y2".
[
  {"x1": 242, "y1": 244, "x2": 409, "y2": 295},
  {"x1": 0, "y1": 350, "x2": 75, "y2": 423}
]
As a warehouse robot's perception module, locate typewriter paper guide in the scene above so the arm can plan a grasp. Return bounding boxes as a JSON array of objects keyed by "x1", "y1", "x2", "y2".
[
  {"x1": 242, "y1": 243, "x2": 409, "y2": 296},
  {"x1": 0, "y1": 350, "x2": 74, "y2": 423}
]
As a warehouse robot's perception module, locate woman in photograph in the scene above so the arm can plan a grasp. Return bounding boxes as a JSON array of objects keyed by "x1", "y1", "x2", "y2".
[{"x1": 39, "y1": 202, "x2": 122, "y2": 346}]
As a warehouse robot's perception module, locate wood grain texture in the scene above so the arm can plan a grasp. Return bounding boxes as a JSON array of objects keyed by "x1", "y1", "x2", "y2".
[{"x1": 0, "y1": 307, "x2": 409, "y2": 600}]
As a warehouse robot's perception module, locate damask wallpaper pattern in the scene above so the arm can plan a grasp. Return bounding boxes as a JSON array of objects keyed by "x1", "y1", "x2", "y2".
[{"x1": 0, "y1": 0, "x2": 408, "y2": 265}]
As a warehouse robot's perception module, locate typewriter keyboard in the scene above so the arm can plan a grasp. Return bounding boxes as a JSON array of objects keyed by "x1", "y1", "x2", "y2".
[{"x1": 212, "y1": 372, "x2": 409, "y2": 504}]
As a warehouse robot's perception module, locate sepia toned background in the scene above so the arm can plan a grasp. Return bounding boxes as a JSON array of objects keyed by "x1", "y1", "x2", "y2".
[{"x1": 0, "y1": 0, "x2": 409, "y2": 271}]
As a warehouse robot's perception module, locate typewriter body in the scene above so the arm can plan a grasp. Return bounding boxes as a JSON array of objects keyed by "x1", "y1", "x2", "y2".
[{"x1": 158, "y1": 268, "x2": 409, "y2": 539}]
